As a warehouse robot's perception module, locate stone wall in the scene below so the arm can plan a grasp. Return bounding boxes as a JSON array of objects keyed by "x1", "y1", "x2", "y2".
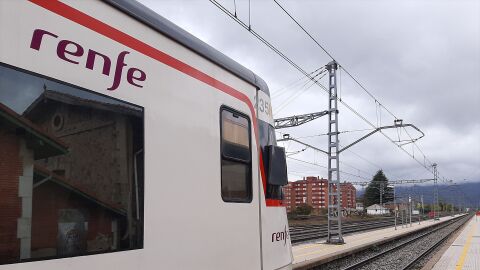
[{"x1": 31, "y1": 103, "x2": 132, "y2": 210}]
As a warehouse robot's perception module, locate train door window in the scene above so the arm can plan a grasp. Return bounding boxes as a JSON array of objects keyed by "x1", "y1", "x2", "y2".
[{"x1": 220, "y1": 107, "x2": 252, "y2": 203}]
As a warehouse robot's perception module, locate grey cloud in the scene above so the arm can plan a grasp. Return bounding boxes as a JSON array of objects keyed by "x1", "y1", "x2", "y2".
[{"x1": 138, "y1": 0, "x2": 480, "y2": 182}]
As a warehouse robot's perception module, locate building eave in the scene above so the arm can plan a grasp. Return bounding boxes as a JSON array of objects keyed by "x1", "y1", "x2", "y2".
[{"x1": 0, "y1": 103, "x2": 68, "y2": 160}]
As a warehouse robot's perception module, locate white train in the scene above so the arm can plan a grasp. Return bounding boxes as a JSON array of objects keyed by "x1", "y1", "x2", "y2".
[{"x1": 0, "y1": 0, "x2": 292, "y2": 269}]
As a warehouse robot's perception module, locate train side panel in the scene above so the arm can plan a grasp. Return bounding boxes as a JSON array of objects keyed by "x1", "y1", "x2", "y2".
[{"x1": 0, "y1": 0, "x2": 275, "y2": 269}]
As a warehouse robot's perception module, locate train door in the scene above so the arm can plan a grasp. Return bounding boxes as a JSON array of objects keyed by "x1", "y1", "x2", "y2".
[{"x1": 216, "y1": 104, "x2": 262, "y2": 269}]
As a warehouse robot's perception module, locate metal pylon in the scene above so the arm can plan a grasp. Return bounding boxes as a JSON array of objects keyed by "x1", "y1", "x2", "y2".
[
  {"x1": 326, "y1": 61, "x2": 344, "y2": 244},
  {"x1": 433, "y1": 163, "x2": 439, "y2": 220}
]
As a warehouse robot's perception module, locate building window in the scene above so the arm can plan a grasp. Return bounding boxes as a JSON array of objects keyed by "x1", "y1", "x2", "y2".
[
  {"x1": 220, "y1": 107, "x2": 252, "y2": 203},
  {"x1": 0, "y1": 65, "x2": 144, "y2": 264}
]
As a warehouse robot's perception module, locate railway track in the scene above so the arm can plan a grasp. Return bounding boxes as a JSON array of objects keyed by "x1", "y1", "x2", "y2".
[
  {"x1": 290, "y1": 216, "x2": 427, "y2": 244},
  {"x1": 311, "y1": 214, "x2": 472, "y2": 270}
]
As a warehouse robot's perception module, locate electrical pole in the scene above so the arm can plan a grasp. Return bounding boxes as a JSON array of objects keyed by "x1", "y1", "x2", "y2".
[
  {"x1": 451, "y1": 192, "x2": 454, "y2": 217},
  {"x1": 276, "y1": 109, "x2": 426, "y2": 245},
  {"x1": 326, "y1": 61, "x2": 344, "y2": 244},
  {"x1": 409, "y1": 195, "x2": 412, "y2": 227},
  {"x1": 453, "y1": 196, "x2": 455, "y2": 216},
  {"x1": 380, "y1": 183, "x2": 384, "y2": 208},
  {"x1": 421, "y1": 194, "x2": 424, "y2": 221},
  {"x1": 393, "y1": 185, "x2": 397, "y2": 230},
  {"x1": 418, "y1": 203, "x2": 421, "y2": 225},
  {"x1": 433, "y1": 163, "x2": 439, "y2": 221}
]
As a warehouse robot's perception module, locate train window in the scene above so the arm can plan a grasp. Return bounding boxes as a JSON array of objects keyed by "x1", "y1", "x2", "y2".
[
  {"x1": 0, "y1": 65, "x2": 144, "y2": 264},
  {"x1": 220, "y1": 107, "x2": 252, "y2": 203}
]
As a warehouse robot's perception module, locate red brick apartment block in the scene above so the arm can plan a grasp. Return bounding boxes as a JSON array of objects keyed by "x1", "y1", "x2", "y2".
[
  {"x1": 339, "y1": 182, "x2": 356, "y2": 209},
  {"x1": 282, "y1": 176, "x2": 356, "y2": 213}
]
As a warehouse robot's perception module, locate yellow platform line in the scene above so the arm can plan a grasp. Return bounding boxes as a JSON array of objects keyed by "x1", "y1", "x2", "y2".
[{"x1": 455, "y1": 219, "x2": 476, "y2": 270}]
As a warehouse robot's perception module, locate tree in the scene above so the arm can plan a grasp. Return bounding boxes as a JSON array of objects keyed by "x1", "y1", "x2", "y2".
[
  {"x1": 364, "y1": 170, "x2": 394, "y2": 207},
  {"x1": 294, "y1": 204, "x2": 313, "y2": 216},
  {"x1": 357, "y1": 195, "x2": 365, "y2": 206}
]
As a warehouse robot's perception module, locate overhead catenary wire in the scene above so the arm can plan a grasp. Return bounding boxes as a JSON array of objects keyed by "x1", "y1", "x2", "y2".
[
  {"x1": 276, "y1": 131, "x2": 368, "y2": 173},
  {"x1": 209, "y1": 1, "x2": 385, "y2": 133},
  {"x1": 209, "y1": 0, "x2": 317, "y2": 82},
  {"x1": 271, "y1": 66, "x2": 324, "y2": 100},
  {"x1": 248, "y1": 0, "x2": 251, "y2": 29},
  {"x1": 273, "y1": 69, "x2": 326, "y2": 109},
  {"x1": 277, "y1": 133, "x2": 374, "y2": 179},
  {"x1": 272, "y1": 0, "x2": 400, "y2": 121},
  {"x1": 402, "y1": 126, "x2": 434, "y2": 168},
  {"x1": 273, "y1": 69, "x2": 327, "y2": 115},
  {"x1": 210, "y1": 0, "x2": 448, "y2": 182},
  {"x1": 271, "y1": 0, "x2": 440, "y2": 175},
  {"x1": 277, "y1": 128, "x2": 411, "y2": 180},
  {"x1": 287, "y1": 156, "x2": 370, "y2": 181},
  {"x1": 295, "y1": 128, "x2": 377, "y2": 139},
  {"x1": 339, "y1": 160, "x2": 373, "y2": 179},
  {"x1": 276, "y1": 130, "x2": 405, "y2": 182},
  {"x1": 233, "y1": 0, "x2": 237, "y2": 17}
]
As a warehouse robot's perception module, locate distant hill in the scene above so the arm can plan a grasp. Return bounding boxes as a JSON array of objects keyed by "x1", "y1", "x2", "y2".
[{"x1": 356, "y1": 182, "x2": 480, "y2": 208}]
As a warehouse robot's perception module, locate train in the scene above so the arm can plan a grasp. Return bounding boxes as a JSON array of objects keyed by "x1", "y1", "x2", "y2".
[{"x1": 0, "y1": 0, "x2": 292, "y2": 269}]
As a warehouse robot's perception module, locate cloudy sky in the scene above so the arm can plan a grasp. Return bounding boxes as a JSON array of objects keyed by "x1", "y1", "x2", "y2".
[{"x1": 138, "y1": 0, "x2": 480, "y2": 185}]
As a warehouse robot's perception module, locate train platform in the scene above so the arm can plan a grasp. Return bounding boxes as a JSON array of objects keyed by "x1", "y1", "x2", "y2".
[
  {"x1": 431, "y1": 215, "x2": 479, "y2": 270},
  {"x1": 292, "y1": 214, "x2": 463, "y2": 270}
]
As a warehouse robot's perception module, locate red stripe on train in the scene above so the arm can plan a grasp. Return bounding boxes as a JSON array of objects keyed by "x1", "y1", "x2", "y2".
[{"x1": 28, "y1": 0, "x2": 282, "y2": 207}]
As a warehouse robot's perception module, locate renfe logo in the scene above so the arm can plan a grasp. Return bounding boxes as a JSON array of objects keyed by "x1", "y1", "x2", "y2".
[
  {"x1": 271, "y1": 225, "x2": 290, "y2": 246},
  {"x1": 30, "y1": 29, "x2": 146, "y2": 91}
]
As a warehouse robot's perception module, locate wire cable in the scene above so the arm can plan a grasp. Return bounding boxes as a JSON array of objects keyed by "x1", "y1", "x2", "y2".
[
  {"x1": 287, "y1": 156, "x2": 370, "y2": 180},
  {"x1": 270, "y1": 0, "x2": 437, "y2": 174},
  {"x1": 271, "y1": 67, "x2": 324, "y2": 100},
  {"x1": 210, "y1": 0, "x2": 444, "y2": 182},
  {"x1": 273, "y1": 69, "x2": 327, "y2": 115}
]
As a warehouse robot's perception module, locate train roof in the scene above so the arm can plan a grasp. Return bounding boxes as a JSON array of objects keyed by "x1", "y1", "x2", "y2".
[{"x1": 103, "y1": 0, "x2": 270, "y2": 95}]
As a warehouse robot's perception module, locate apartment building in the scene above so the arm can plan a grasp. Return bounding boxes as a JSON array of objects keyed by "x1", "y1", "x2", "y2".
[{"x1": 283, "y1": 176, "x2": 356, "y2": 214}]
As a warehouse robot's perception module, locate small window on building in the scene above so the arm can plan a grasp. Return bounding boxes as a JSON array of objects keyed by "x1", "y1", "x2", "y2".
[{"x1": 220, "y1": 107, "x2": 252, "y2": 203}]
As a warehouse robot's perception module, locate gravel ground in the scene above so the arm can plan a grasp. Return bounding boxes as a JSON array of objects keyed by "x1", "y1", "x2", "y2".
[
  {"x1": 357, "y1": 219, "x2": 464, "y2": 270},
  {"x1": 308, "y1": 215, "x2": 470, "y2": 270}
]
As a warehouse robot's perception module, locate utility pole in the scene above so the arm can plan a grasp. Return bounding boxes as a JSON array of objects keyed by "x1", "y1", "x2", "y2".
[
  {"x1": 421, "y1": 194, "x2": 424, "y2": 221},
  {"x1": 417, "y1": 195, "x2": 422, "y2": 225},
  {"x1": 453, "y1": 195, "x2": 457, "y2": 216},
  {"x1": 326, "y1": 61, "x2": 343, "y2": 244},
  {"x1": 393, "y1": 184, "x2": 397, "y2": 230},
  {"x1": 380, "y1": 183, "x2": 384, "y2": 208},
  {"x1": 418, "y1": 204, "x2": 421, "y2": 225},
  {"x1": 409, "y1": 195, "x2": 412, "y2": 227},
  {"x1": 451, "y1": 202, "x2": 454, "y2": 217},
  {"x1": 433, "y1": 163, "x2": 439, "y2": 221}
]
